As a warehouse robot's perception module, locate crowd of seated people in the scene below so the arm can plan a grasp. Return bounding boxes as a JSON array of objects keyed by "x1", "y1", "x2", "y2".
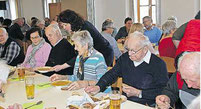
[{"x1": 0, "y1": 9, "x2": 200, "y2": 109}]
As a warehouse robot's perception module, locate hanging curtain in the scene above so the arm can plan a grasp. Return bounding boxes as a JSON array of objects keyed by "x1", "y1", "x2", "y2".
[
  {"x1": 5, "y1": 0, "x2": 12, "y2": 18},
  {"x1": 87, "y1": 0, "x2": 95, "y2": 25}
]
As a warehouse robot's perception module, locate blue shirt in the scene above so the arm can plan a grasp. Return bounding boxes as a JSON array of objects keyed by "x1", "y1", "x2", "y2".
[
  {"x1": 144, "y1": 26, "x2": 162, "y2": 45},
  {"x1": 101, "y1": 32, "x2": 122, "y2": 60}
]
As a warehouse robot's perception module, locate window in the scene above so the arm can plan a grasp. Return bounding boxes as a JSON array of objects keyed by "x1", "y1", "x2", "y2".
[
  {"x1": 0, "y1": 10, "x2": 5, "y2": 18},
  {"x1": 134, "y1": 0, "x2": 158, "y2": 24},
  {"x1": 9, "y1": 0, "x2": 17, "y2": 20}
]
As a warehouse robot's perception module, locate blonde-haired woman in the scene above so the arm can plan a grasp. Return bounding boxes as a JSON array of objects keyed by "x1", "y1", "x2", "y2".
[
  {"x1": 129, "y1": 23, "x2": 144, "y2": 34},
  {"x1": 124, "y1": 23, "x2": 156, "y2": 54}
]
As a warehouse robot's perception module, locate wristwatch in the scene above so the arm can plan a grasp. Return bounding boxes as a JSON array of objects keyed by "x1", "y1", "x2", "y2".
[{"x1": 138, "y1": 91, "x2": 142, "y2": 98}]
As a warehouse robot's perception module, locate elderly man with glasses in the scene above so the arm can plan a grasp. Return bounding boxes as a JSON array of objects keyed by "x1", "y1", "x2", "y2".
[{"x1": 85, "y1": 31, "x2": 169, "y2": 106}]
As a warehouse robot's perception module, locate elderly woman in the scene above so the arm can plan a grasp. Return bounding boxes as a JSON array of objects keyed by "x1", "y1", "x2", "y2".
[
  {"x1": 159, "y1": 20, "x2": 177, "y2": 58},
  {"x1": 21, "y1": 27, "x2": 51, "y2": 68},
  {"x1": 50, "y1": 30, "x2": 107, "y2": 90}
]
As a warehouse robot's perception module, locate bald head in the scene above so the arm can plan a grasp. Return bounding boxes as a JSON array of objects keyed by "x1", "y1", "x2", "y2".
[
  {"x1": 178, "y1": 52, "x2": 200, "y2": 75},
  {"x1": 0, "y1": 28, "x2": 8, "y2": 44},
  {"x1": 45, "y1": 24, "x2": 62, "y2": 46},
  {"x1": 178, "y1": 52, "x2": 200, "y2": 89}
]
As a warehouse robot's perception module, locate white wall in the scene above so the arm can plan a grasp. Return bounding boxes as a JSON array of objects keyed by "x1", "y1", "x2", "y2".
[
  {"x1": 94, "y1": 0, "x2": 132, "y2": 31},
  {"x1": 161, "y1": 0, "x2": 200, "y2": 27},
  {"x1": 20, "y1": 0, "x2": 44, "y2": 22}
]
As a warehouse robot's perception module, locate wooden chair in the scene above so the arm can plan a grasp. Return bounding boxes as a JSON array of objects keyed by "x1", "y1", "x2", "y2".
[
  {"x1": 159, "y1": 56, "x2": 176, "y2": 73},
  {"x1": 108, "y1": 55, "x2": 123, "y2": 94}
]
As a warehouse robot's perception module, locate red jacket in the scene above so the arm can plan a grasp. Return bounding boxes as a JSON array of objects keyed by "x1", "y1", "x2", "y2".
[{"x1": 176, "y1": 19, "x2": 200, "y2": 89}]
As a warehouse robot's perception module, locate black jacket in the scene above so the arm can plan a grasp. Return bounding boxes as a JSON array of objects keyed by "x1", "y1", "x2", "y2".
[
  {"x1": 81, "y1": 21, "x2": 114, "y2": 66},
  {"x1": 8, "y1": 23, "x2": 24, "y2": 40}
]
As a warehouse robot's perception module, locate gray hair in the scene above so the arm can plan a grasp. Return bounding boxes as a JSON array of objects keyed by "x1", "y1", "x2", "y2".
[
  {"x1": 47, "y1": 24, "x2": 62, "y2": 38},
  {"x1": 167, "y1": 16, "x2": 177, "y2": 23},
  {"x1": 178, "y1": 52, "x2": 200, "y2": 74},
  {"x1": 14, "y1": 18, "x2": 24, "y2": 23},
  {"x1": 128, "y1": 31, "x2": 151, "y2": 47},
  {"x1": 162, "y1": 20, "x2": 176, "y2": 35},
  {"x1": 0, "y1": 27, "x2": 7, "y2": 34},
  {"x1": 36, "y1": 19, "x2": 45, "y2": 25},
  {"x1": 143, "y1": 16, "x2": 152, "y2": 22},
  {"x1": 72, "y1": 30, "x2": 93, "y2": 49},
  {"x1": 102, "y1": 20, "x2": 113, "y2": 31}
]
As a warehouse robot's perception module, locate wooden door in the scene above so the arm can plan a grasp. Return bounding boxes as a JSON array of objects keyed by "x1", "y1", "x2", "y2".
[{"x1": 49, "y1": 3, "x2": 61, "y2": 21}]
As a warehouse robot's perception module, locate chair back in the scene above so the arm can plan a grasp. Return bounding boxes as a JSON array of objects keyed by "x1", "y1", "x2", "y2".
[{"x1": 160, "y1": 56, "x2": 176, "y2": 73}]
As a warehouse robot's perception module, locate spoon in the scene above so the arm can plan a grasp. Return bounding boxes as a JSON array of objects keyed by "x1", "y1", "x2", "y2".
[{"x1": 24, "y1": 101, "x2": 43, "y2": 109}]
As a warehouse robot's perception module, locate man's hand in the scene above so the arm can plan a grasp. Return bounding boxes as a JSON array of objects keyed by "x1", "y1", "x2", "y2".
[
  {"x1": 122, "y1": 84, "x2": 141, "y2": 97},
  {"x1": 156, "y1": 95, "x2": 171, "y2": 109},
  {"x1": 52, "y1": 63, "x2": 69, "y2": 72},
  {"x1": 85, "y1": 85, "x2": 100, "y2": 95}
]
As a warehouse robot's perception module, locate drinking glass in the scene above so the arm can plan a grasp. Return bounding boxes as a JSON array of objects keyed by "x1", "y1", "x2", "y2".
[
  {"x1": 17, "y1": 67, "x2": 25, "y2": 81},
  {"x1": 109, "y1": 90, "x2": 121, "y2": 109},
  {"x1": 25, "y1": 77, "x2": 35, "y2": 99}
]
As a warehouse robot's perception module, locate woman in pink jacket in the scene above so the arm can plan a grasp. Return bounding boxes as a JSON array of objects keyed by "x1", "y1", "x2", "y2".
[{"x1": 21, "y1": 27, "x2": 51, "y2": 68}]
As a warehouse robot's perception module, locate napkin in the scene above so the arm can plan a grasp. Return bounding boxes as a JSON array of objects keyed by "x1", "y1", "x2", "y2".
[
  {"x1": 8, "y1": 78, "x2": 20, "y2": 82},
  {"x1": 0, "y1": 61, "x2": 10, "y2": 83},
  {"x1": 36, "y1": 82, "x2": 52, "y2": 89},
  {"x1": 23, "y1": 101, "x2": 44, "y2": 109}
]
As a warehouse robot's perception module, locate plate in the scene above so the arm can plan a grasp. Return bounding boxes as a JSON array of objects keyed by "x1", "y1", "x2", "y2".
[
  {"x1": 36, "y1": 66, "x2": 52, "y2": 73},
  {"x1": 51, "y1": 80, "x2": 72, "y2": 86}
]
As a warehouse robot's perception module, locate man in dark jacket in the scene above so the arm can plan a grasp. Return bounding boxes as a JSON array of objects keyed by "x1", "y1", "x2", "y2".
[
  {"x1": 45, "y1": 24, "x2": 76, "y2": 76},
  {"x1": 156, "y1": 52, "x2": 200, "y2": 109},
  {"x1": 0, "y1": 28, "x2": 24, "y2": 66},
  {"x1": 8, "y1": 18, "x2": 25, "y2": 41}
]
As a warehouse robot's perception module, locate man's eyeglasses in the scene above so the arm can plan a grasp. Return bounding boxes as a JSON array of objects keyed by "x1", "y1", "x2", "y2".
[
  {"x1": 125, "y1": 46, "x2": 145, "y2": 54},
  {"x1": 107, "y1": 27, "x2": 114, "y2": 29}
]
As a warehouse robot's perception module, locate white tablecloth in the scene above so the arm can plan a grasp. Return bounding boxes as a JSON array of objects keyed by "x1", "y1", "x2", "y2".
[{"x1": 0, "y1": 73, "x2": 152, "y2": 109}]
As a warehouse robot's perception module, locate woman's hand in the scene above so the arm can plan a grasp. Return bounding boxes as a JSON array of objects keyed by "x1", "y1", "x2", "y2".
[
  {"x1": 84, "y1": 85, "x2": 100, "y2": 95},
  {"x1": 67, "y1": 81, "x2": 88, "y2": 91},
  {"x1": 52, "y1": 63, "x2": 69, "y2": 72},
  {"x1": 50, "y1": 74, "x2": 67, "y2": 82}
]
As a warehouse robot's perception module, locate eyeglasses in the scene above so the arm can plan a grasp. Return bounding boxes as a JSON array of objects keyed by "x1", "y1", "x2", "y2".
[
  {"x1": 30, "y1": 36, "x2": 40, "y2": 39},
  {"x1": 107, "y1": 27, "x2": 114, "y2": 29},
  {"x1": 125, "y1": 46, "x2": 145, "y2": 54}
]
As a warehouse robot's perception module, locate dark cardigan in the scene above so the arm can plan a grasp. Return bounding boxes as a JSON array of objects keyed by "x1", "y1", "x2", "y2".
[
  {"x1": 96, "y1": 52, "x2": 169, "y2": 105},
  {"x1": 45, "y1": 39, "x2": 76, "y2": 76}
]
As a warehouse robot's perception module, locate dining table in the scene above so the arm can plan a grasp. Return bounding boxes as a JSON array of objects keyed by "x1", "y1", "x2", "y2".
[{"x1": 0, "y1": 72, "x2": 152, "y2": 109}]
